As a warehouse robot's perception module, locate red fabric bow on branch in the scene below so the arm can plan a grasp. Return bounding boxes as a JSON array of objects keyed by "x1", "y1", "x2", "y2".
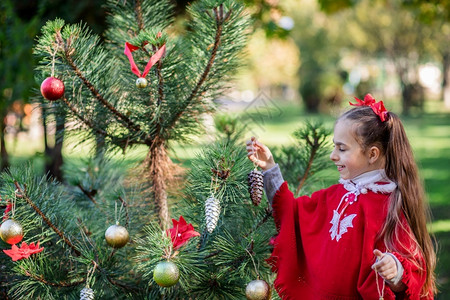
[
  {"x1": 3, "y1": 241, "x2": 44, "y2": 261},
  {"x1": 166, "y1": 216, "x2": 200, "y2": 250},
  {"x1": 124, "y1": 33, "x2": 166, "y2": 79},
  {"x1": 349, "y1": 93, "x2": 389, "y2": 122}
]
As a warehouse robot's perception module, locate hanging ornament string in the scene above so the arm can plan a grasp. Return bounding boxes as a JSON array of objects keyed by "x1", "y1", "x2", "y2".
[
  {"x1": 114, "y1": 200, "x2": 124, "y2": 226},
  {"x1": 245, "y1": 240, "x2": 261, "y2": 279},
  {"x1": 124, "y1": 40, "x2": 166, "y2": 79},
  {"x1": 50, "y1": 46, "x2": 58, "y2": 78},
  {"x1": 374, "y1": 264, "x2": 385, "y2": 300},
  {"x1": 12, "y1": 192, "x2": 16, "y2": 218},
  {"x1": 85, "y1": 261, "x2": 98, "y2": 289},
  {"x1": 209, "y1": 160, "x2": 221, "y2": 196},
  {"x1": 251, "y1": 140, "x2": 259, "y2": 170}
]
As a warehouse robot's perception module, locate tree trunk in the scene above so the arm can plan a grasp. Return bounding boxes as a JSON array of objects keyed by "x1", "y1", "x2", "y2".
[
  {"x1": 145, "y1": 141, "x2": 171, "y2": 230},
  {"x1": 0, "y1": 111, "x2": 9, "y2": 171},
  {"x1": 443, "y1": 52, "x2": 450, "y2": 109},
  {"x1": 43, "y1": 109, "x2": 65, "y2": 182},
  {"x1": 401, "y1": 83, "x2": 412, "y2": 116}
]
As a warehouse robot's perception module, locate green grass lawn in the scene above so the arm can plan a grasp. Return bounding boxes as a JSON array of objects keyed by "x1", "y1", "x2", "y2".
[{"x1": 5, "y1": 98, "x2": 450, "y2": 298}]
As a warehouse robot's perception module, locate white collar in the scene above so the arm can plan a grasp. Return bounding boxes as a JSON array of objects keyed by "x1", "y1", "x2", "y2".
[{"x1": 339, "y1": 169, "x2": 397, "y2": 195}]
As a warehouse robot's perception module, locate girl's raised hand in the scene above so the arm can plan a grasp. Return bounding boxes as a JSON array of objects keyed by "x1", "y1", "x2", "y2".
[
  {"x1": 372, "y1": 249, "x2": 406, "y2": 292},
  {"x1": 372, "y1": 249, "x2": 397, "y2": 281},
  {"x1": 246, "y1": 137, "x2": 276, "y2": 171}
]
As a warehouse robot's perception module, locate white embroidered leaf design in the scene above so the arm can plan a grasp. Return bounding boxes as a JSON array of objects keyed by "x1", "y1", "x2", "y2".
[
  {"x1": 337, "y1": 214, "x2": 357, "y2": 241},
  {"x1": 329, "y1": 210, "x2": 340, "y2": 241},
  {"x1": 329, "y1": 212, "x2": 357, "y2": 242}
]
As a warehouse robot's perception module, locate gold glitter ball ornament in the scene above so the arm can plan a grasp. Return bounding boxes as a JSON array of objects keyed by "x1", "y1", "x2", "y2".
[
  {"x1": 0, "y1": 219, "x2": 24, "y2": 245},
  {"x1": 153, "y1": 260, "x2": 180, "y2": 287},
  {"x1": 245, "y1": 279, "x2": 271, "y2": 300},
  {"x1": 135, "y1": 77, "x2": 148, "y2": 88},
  {"x1": 104, "y1": 224, "x2": 129, "y2": 248}
]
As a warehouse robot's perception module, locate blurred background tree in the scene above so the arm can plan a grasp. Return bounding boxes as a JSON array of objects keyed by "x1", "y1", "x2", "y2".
[
  {"x1": 317, "y1": 0, "x2": 450, "y2": 113},
  {"x1": 287, "y1": 0, "x2": 346, "y2": 113},
  {"x1": 0, "y1": 1, "x2": 41, "y2": 171}
]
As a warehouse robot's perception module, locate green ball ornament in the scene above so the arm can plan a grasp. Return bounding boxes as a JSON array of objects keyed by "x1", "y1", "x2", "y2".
[
  {"x1": 245, "y1": 279, "x2": 271, "y2": 300},
  {"x1": 0, "y1": 219, "x2": 24, "y2": 245},
  {"x1": 153, "y1": 260, "x2": 180, "y2": 287},
  {"x1": 105, "y1": 224, "x2": 129, "y2": 248},
  {"x1": 136, "y1": 77, "x2": 148, "y2": 88}
]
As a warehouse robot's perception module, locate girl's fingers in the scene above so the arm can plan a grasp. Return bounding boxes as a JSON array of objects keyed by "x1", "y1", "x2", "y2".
[
  {"x1": 372, "y1": 250, "x2": 397, "y2": 281},
  {"x1": 373, "y1": 249, "x2": 384, "y2": 258},
  {"x1": 374, "y1": 262, "x2": 392, "y2": 273}
]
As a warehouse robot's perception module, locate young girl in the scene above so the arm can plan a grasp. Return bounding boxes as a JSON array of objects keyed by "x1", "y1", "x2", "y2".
[{"x1": 246, "y1": 94, "x2": 436, "y2": 299}]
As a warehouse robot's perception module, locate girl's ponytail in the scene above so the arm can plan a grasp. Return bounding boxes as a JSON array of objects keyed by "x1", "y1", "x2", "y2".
[{"x1": 383, "y1": 113, "x2": 436, "y2": 296}]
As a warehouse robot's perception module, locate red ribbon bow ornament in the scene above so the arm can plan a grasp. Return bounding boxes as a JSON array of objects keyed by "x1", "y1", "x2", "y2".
[{"x1": 124, "y1": 33, "x2": 166, "y2": 80}]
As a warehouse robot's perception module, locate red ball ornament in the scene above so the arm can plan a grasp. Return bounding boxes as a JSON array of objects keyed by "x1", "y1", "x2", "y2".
[{"x1": 40, "y1": 77, "x2": 65, "y2": 100}]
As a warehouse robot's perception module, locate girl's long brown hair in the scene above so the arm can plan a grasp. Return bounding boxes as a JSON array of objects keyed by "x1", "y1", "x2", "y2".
[{"x1": 340, "y1": 106, "x2": 437, "y2": 296}]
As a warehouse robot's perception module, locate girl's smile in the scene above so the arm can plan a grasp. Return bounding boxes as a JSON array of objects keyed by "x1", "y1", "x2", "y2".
[{"x1": 330, "y1": 119, "x2": 383, "y2": 180}]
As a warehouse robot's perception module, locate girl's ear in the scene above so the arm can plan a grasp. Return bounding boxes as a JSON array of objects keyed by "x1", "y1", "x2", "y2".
[{"x1": 368, "y1": 146, "x2": 381, "y2": 164}]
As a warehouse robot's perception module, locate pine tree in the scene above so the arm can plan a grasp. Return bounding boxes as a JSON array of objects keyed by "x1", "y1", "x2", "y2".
[
  {"x1": 1, "y1": 0, "x2": 333, "y2": 298},
  {"x1": 34, "y1": 0, "x2": 250, "y2": 229},
  {"x1": 0, "y1": 122, "x2": 330, "y2": 299}
]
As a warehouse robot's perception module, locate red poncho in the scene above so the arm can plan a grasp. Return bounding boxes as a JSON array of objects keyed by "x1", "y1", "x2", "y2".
[{"x1": 268, "y1": 182, "x2": 430, "y2": 300}]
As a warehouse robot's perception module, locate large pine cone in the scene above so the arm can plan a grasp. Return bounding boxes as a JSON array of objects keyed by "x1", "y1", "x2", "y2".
[
  {"x1": 248, "y1": 169, "x2": 264, "y2": 206},
  {"x1": 205, "y1": 195, "x2": 221, "y2": 233},
  {"x1": 80, "y1": 287, "x2": 94, "y2": 300}
]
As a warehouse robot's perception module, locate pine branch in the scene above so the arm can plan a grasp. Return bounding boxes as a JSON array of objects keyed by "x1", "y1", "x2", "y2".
[
  {"x1": 142, "y1": 46, "x2": 164, "y2": 106},
  {"x1": 61, "y1": 97, "x2": 108, "y2": 137},
  {"x1": 243, "y1": 208, "x2": 273, "y2": 239},
  {"x1": 14, "y1": 182, "x2": 81, "y2": 256},
  {"x1": 20, "y1": 267, "x2": 85, "y2": 288},
  {"x1": 156, "y1": 59, "x2": 164, "y2": 106},
  {"x1": 93, "y1": 262, "x2": 145, "y2": 293},
  {"x1": 295, "y1": 139, "x2": 318, "y2": 195},
  {"x1": 76, "y1": 183, "x2": 113, "y2": 224},
  {"x1": 166, "y1": 4, "x2": 226, "y2": 131},
  {"x1": 77, "y1": 183, "x2": 98, "y2": 205},
  {"x1": 65, "y1": 55, "x2": 141, "y2": 133},
  {"x1": 57, "y1": 32, "x2": 142, "y2": 134},
  {"x1": 134, "y1": 0, "x2": 145, "y2": 31},
  {"x1": 295, "y1": 126, "x2": 328, "y2": 195}
]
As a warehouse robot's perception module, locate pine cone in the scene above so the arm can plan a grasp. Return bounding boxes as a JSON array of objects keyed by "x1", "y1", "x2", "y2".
[
  {"x1": 80, "y1": 287, "x2": 94, "y2": 300},
  {"x1": 248, "y1": 169, "x2": 264, "y2": 206},
  {"x1": 205, "y1": 195, "x2": 221, "y2": 233}
]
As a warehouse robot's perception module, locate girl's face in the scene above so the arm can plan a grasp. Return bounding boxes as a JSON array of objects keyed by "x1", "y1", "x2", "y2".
[{"x1": 330, "y1": 119, "x2": 379, "y2": 180}]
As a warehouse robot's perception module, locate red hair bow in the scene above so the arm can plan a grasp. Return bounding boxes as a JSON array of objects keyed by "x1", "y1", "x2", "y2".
[{"x1": 349, "y1": 94, "x2": 389, "y2": 122}]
